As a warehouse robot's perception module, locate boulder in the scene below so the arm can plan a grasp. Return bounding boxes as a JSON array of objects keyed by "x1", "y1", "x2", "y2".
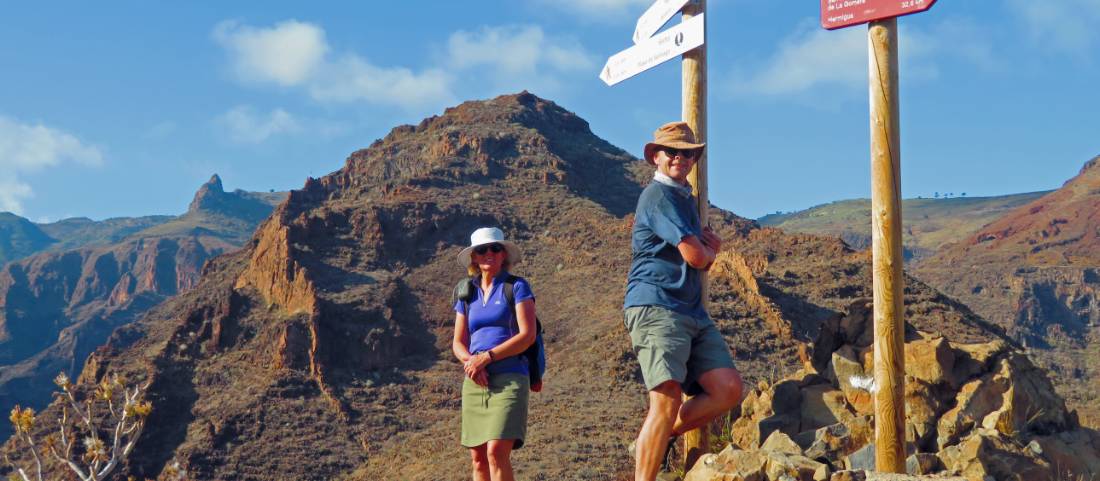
[
  {"x1": 904, "y1": 453, "x2": 942, "y2": 475},
  {"x1": 838, "y1": 300, "x2": 874, "y2": 349},
  {"x1": 762, "y1": 431, "x2": 805, "y2": 456},
  {"x1": 764, "y1": 450, "x2": 829, "y2": 481},
  {"x1": 936, "y1": 373, "x2": 1010, "y2": 449},
  {"x1": 1032, "y1": 430, "x2": 1100, "y2": 480},
  {"x1": 761, "y1": 415, "x2": 803, "y2": 447},
  {"x1": 903, "y1": 337, "x2": 957, "y2": 388},
  {"x1": 903, "y1": 377, "x2": 945, "y2": 450},
  {"x1": 830, "y1": 471, "x2": 866, "y2": 481},
  {"x1": 950, "y1": 340, "x2": 1009, "y2": 383},
  {"x1": 800, "y1": 384, "x2": 858, "y2": 432},
  {"x1": 684, "y1": 445, "x2": 768, "y2": 481},
  {"x1": 845, "y1": 443, "x2": 875, "y2": 471},
  {"x1": 731, "y1": 383, "x2": 802, "y2": 450},
  {"x1": 805, "y1": 423, "x2": 863, "y2": 465},
  {"x1": 831, "y1": 472, "x2": 966, "y2": 481},
  {"x1": 773, "y1": 379, "x2": 804, "y2": 416},
  {"x1": 979, "y1": 353, "x2": 1074, "y2": 437},
  {"x1": 827, "y1": 346, "x2": 873, "y2": 416},
  {"x1": 937, "y1": 429, "x2": 1052, "y2": 481}
]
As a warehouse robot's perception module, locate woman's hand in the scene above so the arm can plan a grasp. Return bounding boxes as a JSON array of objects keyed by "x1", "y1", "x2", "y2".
[
  {"x1": 464, "y1": 352, "x2": 490, "y2": 387},
  {"x1": 464, "y1": 351, "x2": 491, "y2": 377},
  {"x1": 472, "y1": 369, "x2": 489, "y2": 387}
]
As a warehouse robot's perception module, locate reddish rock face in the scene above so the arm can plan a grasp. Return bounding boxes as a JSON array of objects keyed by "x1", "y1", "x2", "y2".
[
  {"x1": 6, "y1": 93, "x2": 1031, "y2": 481},
  {"x1": 0, "y1": 176, "x2": 282, "y2": 441},
  {"x1": 914, "y1": 156, "x2": 1100, "y2": 427}
]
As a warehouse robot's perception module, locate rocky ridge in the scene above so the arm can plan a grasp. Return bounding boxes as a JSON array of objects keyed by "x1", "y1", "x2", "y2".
[
  {"x1": 914, "y1": 156, "x2": 1100, "y2": 426},
  {"x1": 0, "y1": 213, "x2": 56, "y2": 267},
  {"x1": 758, "y1": 192, "x2": 1049, "y2": 262},
  {"x1": 0, "y1": 176, "x2": 284, "y2": 439},
  {"x1": 2, "y1": 93, "x2": 1072, "y2": 481},
  {"x1": 684, "y1": 301, "x2": 1100, "y2": 481}
]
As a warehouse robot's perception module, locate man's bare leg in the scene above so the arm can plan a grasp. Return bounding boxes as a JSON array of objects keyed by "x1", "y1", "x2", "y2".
[
  {"x1": 671, "y1": 367, "x2": 744, "y2": 435},
  {"x1": 636, "y1": 381, "x2": 682, "y2": 481}
]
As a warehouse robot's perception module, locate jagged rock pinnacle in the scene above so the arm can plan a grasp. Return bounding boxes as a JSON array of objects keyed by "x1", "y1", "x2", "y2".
[{"x1": 188, "y1": 174, "x2": 226, "y2": 214}]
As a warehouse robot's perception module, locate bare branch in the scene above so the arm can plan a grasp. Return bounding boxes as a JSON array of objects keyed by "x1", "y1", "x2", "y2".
[{"x1": 10, "y1": 372, "x2": 151, "y2": 481}]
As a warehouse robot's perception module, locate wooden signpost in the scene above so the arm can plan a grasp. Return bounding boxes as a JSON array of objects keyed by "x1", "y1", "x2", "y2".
[
  {"x1": 602, "y1": 0, "x2": 710, "y2": 472},
  {"x1": 599, "y1": 12, "x2": 705, "y2": 87},
  {"x1": 820, "y1": 0, "x2": 937, "y2": 473}
]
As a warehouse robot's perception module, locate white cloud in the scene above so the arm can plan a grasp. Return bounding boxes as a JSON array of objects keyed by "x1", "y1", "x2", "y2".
[
  {"x1": 448, "y1": 25, "x2": 595, "y2": 76},
  {"x1": 0, "y1": 116, "x2": 102, "y2": 214},
  {"x1": 0, "y1": 180, "x2": 32, "y2": 215},
  {"x1": 1007, "y1": 0, "x2": 1100, "y2": 55},
  {"x1": 216, "y1": 106, "x2": 300, "y2": 144},
  {"x1": 214, "y1": 20, "x2": 596, "y2": 111},
  {"x1": 309, "y1": 56, "x2": 453, "y2": 108},
  {"x1": 213, "y1": 20, "x2": 452, "y2": 110},
  {"x1": 729, "y1": 19, "x2": 996, "y2": 98},
  {"x1": 732, "y1": 25, "x2": 866, "y2": 96},
  {"x1": 213, "y1": 20, "x2": 328, "y2": 87}
]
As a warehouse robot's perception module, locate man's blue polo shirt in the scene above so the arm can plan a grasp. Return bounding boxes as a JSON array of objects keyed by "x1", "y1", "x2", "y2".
[{"x1": 624, "y1": 175, "x2": 706, "y2": 318}]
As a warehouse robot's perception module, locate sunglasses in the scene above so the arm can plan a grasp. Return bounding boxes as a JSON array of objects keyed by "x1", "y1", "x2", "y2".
[
  {"x1": 473, "y1": 243, "x2": 504, "y2": 255},
  {"x1": 660, "y1": 147, "x2": 697, "y2": 159}
]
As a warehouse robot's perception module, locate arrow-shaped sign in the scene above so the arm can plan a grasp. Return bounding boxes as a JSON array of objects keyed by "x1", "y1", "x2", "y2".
[
  {"x1": 600, "y1": 12, "x2": 705, "y2": 86},
  {"x1": 633, "y1": 0, "x2": 691, "y2": 44},
  {"x1": 820, "y1": 0, "x2": 937, "y2": 30}
]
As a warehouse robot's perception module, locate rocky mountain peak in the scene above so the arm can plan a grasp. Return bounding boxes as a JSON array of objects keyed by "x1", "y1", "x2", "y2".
[
  {"x1": 320, "y1": 92, "x2": 637, "y2": 204},
  {"x1": 1077, "y1": 155, "x2": 1100, "y2": 177},
  {"x1": 183, "y1": 174, "x2": 281, "y2": 224},
  {"x1": 1062, "y1": 154, "x2": 1100, "y2": 194},
  {"x1": 187, "y1": 174, "x2": 226, "y2": 213}
]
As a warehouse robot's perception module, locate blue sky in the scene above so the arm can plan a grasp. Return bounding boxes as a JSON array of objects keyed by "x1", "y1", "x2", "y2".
[{"x1": 1, "y1": 0, "x2": 1098, "y2": 222}]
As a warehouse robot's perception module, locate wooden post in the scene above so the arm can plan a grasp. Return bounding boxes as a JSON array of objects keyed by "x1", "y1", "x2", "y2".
[
  {"x1": 682, "y1": 0, "x2": 708, "y2": 471},
  {"x1": 867, "y1": 18, "x2": 906, "y2": 474}
]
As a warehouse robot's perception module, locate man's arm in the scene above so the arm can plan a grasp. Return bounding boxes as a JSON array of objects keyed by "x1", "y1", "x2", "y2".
[
  {"x1": 677, "y1": 235, "x2": 716, "y2": 269},
  {"x1": 678, "y1": 227, "x2": 723, "y2": 269}
]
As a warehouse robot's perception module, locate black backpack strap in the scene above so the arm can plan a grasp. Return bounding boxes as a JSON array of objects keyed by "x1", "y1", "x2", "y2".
[
  {"x1": 504, "y1": 275, "x2": 542, "y2": 334},
  {"x1": 453, "y1": 276, "x2": 477, "y2": 315},
  {"x1": 503, "y1": 274, "x2": 517, "y2": 308}
]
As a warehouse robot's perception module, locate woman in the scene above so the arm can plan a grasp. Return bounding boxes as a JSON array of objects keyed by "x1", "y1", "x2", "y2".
[{"x1": 452, "y1": 227, "x2": 537, "y2": 481}]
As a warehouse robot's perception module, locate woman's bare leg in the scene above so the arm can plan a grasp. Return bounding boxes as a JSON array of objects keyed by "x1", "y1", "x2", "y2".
[
  {"x1": 470, "y1": 444, "x2": 490, "y2": 481},
  {"x1": 486, "y1": 439, "x2": 515, "y2": 481}
]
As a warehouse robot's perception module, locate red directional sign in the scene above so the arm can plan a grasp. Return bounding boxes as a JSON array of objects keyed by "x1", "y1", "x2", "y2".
[{"x1": 820, "y1": 0, "x2": 937, "y2": 30}]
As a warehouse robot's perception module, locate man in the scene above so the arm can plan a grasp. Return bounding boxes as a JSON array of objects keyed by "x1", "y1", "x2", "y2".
[{"x1": 624, "y1": 121, "x2": 744, "y2": 481}]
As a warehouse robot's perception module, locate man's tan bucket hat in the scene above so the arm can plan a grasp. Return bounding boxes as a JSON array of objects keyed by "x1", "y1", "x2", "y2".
[{"x1": 643, "y1": 121, "x2": 706, "y2": 165}]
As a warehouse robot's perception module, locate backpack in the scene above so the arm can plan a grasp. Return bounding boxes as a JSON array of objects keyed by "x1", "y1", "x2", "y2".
[{"x1": 453, "y1": 274, "x2": 546, "y2": 392}]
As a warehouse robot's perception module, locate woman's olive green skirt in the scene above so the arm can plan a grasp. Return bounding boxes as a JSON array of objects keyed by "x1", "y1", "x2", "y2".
[{"x1": 461, "y1": 372, "x2": 529, "y2": 449}]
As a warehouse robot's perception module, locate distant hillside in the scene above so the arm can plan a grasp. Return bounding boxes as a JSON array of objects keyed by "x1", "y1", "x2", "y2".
[
  {"x1": 1, "y1": 212, "x2": 173, "y2": 269},
  {"x1": 38, "y1": 215, "x2": 174, "y2": 251},
  {"x1": 0, "y1": 175, "x2": 285, "y2": 440},
  {"x1": 759, "y1": 192, "x2": 1050, "y2": 260},
  {"x1": 914, "y1": 155, "x2": 1100, "y2": 426},
  {"x1": 0, "y1": 213, "x2": 55, "y2": 266},
  {"x1": 136, "y1": 175, "x2": 286, "y2": 245}
]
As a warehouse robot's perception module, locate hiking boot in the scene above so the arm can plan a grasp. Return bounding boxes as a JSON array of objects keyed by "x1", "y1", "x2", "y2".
[
  {"x1": 659, "y1": 436, "x2": 677, "y2": 472},
  {"x1": 628, "y1": 436, "x2": 678, "y2": 470}
]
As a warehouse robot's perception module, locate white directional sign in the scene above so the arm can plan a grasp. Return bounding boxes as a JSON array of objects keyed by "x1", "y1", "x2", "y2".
[
  {"x1": 633, "y1": 0, "x2": 691, "y2": 44},
  {"x1": 600, "y1": 13, "x2": 705, "y2": 86}
]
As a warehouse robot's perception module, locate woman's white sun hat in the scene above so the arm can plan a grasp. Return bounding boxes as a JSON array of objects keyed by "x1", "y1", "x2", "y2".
[{"x1": 457, "y1": 227, "x2": 522, "y2": 268}]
